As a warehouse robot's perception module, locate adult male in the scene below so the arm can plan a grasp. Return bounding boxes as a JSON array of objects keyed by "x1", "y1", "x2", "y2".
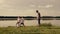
[{"x1": 36, "y1": 10, "x2": 41, "y2": 26}]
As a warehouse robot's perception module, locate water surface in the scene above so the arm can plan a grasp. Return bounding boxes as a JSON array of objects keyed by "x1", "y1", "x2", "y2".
[{"x1": 0, "y1": 20, "x2": 60, "y2": 27}]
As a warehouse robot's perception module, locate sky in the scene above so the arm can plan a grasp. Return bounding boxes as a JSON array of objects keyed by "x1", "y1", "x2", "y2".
[{"x1": 0, "y1": 0, "x2": 60, "y2": 16}]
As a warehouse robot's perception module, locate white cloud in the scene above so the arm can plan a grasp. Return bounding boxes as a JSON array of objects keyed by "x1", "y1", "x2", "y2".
[
  {"x1": 45, "y1": 5, "x2": 53, "y2": 8},
  {"x1": 37, "y1": 5, "x2": 53, "y2": 9}
]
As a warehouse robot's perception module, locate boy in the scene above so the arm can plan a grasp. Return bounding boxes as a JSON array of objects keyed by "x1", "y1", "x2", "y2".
[
  {"x1": 16, "y1": 16, "x2": 24, "y2": 27},
  {"x1": 16, "y1": 16, "x2": 21, "y2": 27}
]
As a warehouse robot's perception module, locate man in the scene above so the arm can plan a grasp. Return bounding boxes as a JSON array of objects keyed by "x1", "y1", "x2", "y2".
[{"x1": 36, "y1": 10, "x2": 41, "y2": 26}]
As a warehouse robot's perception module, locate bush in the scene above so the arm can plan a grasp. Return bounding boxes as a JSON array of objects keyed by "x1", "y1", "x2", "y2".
[{"x1": 40, "y1": 23, "x2": 52, "y2": 27}]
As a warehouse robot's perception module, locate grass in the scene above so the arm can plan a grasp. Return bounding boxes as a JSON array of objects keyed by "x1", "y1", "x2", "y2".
[
  {"x1": 0, "y1": 26, "x2": 40, "y2": 34},
  {"x1": 0, "y1": 23, "x2": 60, "y2": 34}
]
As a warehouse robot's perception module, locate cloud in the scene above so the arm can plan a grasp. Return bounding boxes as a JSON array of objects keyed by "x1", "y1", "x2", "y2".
[
  {"x1": 29, "y1": 5, "x2": 53, "y2": 9},
  {"x1": 37, "y1": 5, "x2": 53, "y2": 9},
  {"x1": 0, "y1": 0, "x2": 59, "y2": 16},
  {"x1": 45, "y1": 5, "x2": 53, "y2": 8}
]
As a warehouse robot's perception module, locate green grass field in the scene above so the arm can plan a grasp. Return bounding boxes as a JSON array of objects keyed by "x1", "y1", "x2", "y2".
[
  {"x1": 0, "y1": 24, "x2": 60, "y2": 34},
  {"x1": 0, "y1": 26, "x2": 60, "y2": 34}
]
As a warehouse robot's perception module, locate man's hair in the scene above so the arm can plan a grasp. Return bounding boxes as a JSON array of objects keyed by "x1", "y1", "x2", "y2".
[{"x1": 36, "y1": 10, "x2": 39, "y2": 13}]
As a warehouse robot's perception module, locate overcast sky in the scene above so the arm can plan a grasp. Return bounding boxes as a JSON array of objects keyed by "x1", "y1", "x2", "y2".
[{"x1": 0, "y1": 0, "x2": 60, "y2": 16}]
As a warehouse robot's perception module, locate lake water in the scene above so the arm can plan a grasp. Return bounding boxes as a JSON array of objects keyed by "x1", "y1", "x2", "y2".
[{"x1": 0, "y1": 20, "x2": 60, "y2": 27}]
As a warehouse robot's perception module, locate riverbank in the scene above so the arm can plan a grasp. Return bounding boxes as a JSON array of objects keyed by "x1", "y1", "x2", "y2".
[{"x1": 0, "y1": 26, "x2": 60, "y2": 34}]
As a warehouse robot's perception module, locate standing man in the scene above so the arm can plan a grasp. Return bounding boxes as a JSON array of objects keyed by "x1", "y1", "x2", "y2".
[{"x1": 36, "y1": 10, "x2": 41, "y2": 26}]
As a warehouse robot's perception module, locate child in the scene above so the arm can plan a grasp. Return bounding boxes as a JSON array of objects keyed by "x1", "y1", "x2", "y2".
[
  {"x1": 20, "y1": 17, "x2": 25, "y2": 26},
  {"x1": 16, "y1": 16, "x2": 25, "y2": 27},
  {"x1": 16, "y1": 16, "x2": 21, "y2": 27}
]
